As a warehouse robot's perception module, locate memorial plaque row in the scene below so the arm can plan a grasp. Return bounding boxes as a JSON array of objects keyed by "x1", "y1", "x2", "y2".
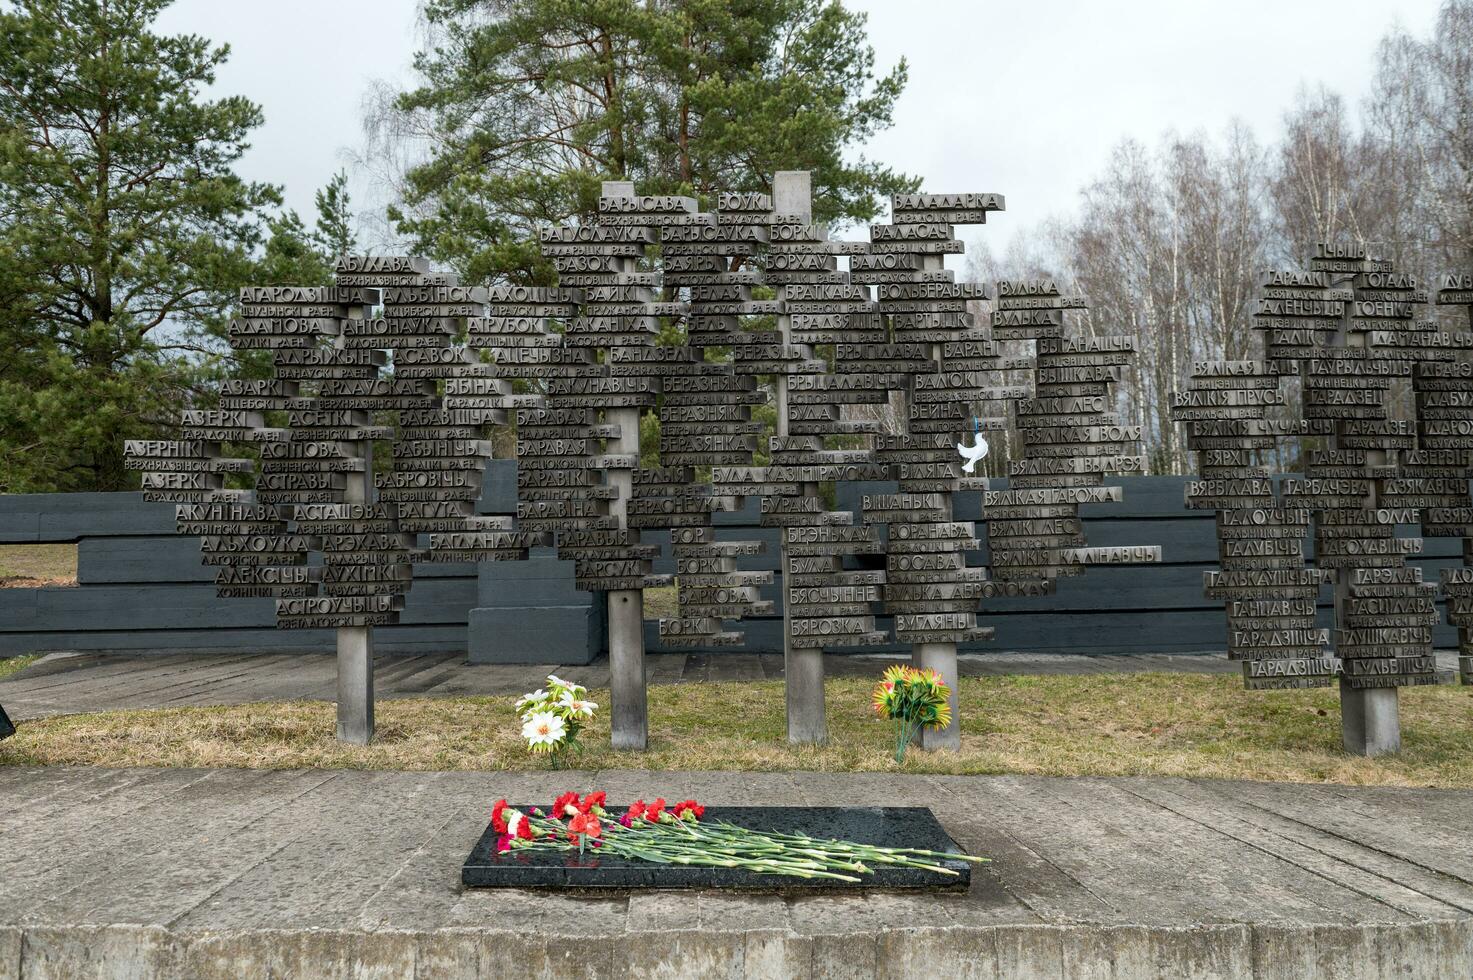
[{"x1": 1171, "y1": 245, "x2": 1472, "y2": 689}]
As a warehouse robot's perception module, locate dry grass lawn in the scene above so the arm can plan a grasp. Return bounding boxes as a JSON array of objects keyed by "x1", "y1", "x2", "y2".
[
  {"x1": 642, "y1": 584, "x2": 679, "y2": 620},
  {"x1": 0, "y1": 655, "x2": 36, "y2": 681},
  {"x1": 0, "y1": 543, "x2": 77, "y2": 587},
  {"x1": 4, "y1": 673, "x2": 1473, "y2": 787}
]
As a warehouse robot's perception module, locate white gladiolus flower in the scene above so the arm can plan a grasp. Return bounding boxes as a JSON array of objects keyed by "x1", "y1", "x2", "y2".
[
  {"x1": 561, "y1": 698, "x2": 597, "y2": 719},
  {"x1": 516, "y1": 689, "x2": 547, "y2": 710},
  {"x1": 521, "y1": 711, "x2": 566, "y2": 748}
]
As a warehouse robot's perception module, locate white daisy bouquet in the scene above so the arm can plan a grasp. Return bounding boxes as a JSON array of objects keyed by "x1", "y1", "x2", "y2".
[{"x1": 516, "y1": 674, "x2": 597, "y2": 766}]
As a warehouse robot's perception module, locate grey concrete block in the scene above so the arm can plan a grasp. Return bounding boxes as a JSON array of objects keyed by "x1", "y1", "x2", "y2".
[
  {"x1": 411, "y1": 930, "x2": 484, "y2": 979},
  {"x1": 1252, "y1": 923, "x2": 1373, "y2": 978},
  {"x1": 614, "y1": 930, "x2": 745, "y2": 979},
  {"x1": 696, "y1": 894, "x2": 789, "y2": 933},
  {"x1": 742, "y1": 930, "x2": 812, "y2": 980},
  {"x1": 274, "y1": 930, "x2": 369, "y2": 980},
  {"x1": 811, "y1": 931, "x2": 877, "y2": 978},
  {"x1": 178, "y1": 930, "x2": 282, "y2": 979},
  {"x1": 1148, "y1": 925, "x2": 1252, "y2": 980},
  {"x1": 179, "y1": 928, "x2": 419, "y2": 980},
  {"x1": 0, "y1": 492, "x2": 178, "y2": 543},
  {"x1": 992, "y1": 925, "x2": 1064, "y2": 978},
  {"x1": 347, "y1": 930, "x2": 423, "y2": 980},
  {"x1": 468, "y1": 605, "x2": 602, "y2": 664},
  {"x1": 0, "y1": 927, "x2": 18, "y2": 980},
  {"x1": 0, "y1": 578, "x2": 474, "y2": 634},
  {"x1": 477, "y1": 931, "x2": 550, "y2": 978},
  {"x1": 475, "y1": 460, "x2": 518, "y2": 516},
  {"x1": 626, "y1": 894, "x2": 702, "y2": 933},
  {"x1": 477, "y1": 548, "x2": 590, "y2": 607},
  {"x1": 0, "y1": 625, "x2": 465, "y2": 657},
  {"x1": 79, "y1": 535, "x2": 212, "y2": 584},
  {"x1": 876, "y1": 926, "x2": 996, "y2": 979},
  {"x1": 15, "y1": 921, "x2": 1473, "y2": 979},
  {"x1": 541, "y1": 933, "x2": 617, "y2": 979},
  {"x1": 19, "y1": 924, "x2": 181, "y2": 979}
]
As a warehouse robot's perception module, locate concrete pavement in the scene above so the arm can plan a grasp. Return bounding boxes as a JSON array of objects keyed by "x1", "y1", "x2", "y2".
[{"x1": 1, "y1": 766, "x2": 1471, "y2": 977}]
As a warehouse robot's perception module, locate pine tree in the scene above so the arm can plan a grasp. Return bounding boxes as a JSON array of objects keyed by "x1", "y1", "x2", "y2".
[
  {"x1": 257, "y1": 172, "x2": 360, "y2": 287},
  {"x1": 0, "y1": 0, "x2": 279, "y2": 491},
  {"x1": 311, "y1": 170, "x2": 356, "y2": 260},
  {"x1": 375, "y1": 0, "x2": 916, "y2": 284}
]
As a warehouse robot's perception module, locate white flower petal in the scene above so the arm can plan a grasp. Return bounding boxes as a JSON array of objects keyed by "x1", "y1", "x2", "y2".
[{"x1": 520, "y1": 710, "x2": 567, "y2": 748}]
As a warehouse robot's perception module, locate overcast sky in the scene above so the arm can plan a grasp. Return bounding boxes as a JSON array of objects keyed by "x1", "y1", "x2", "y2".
[{"x1": 157, "y1": 0, "x2": 1445, "y2": 257}]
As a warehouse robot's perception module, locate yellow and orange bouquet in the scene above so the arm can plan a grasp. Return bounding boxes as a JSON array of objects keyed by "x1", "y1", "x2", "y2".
[{"x1": 871, "y1": 665, "x2": 953, "y2": 763}]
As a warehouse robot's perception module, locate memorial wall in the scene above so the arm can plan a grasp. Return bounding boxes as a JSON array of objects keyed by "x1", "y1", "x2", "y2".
[
  {"x1": 1172, "y1": 246, "x2": 1473, "y2": 697},
  {"x1": 120, "y1": 171, "x2": 1173, "y2": 745},
  {"x1": 124, "y1": 259, "x2": 543, "y2": 637},
  {"x1": 118, "y1": 171, "x2": 1473, "y2": 751}
]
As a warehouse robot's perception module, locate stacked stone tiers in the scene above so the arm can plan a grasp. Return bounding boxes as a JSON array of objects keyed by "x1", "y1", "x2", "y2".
[
  {"x1": 121, "y1": 182, "x2": 1172, "y2": 658},
  {"x1": 1174, "y1": 256, "x2": 1333, "y2": 687},
  {"x1": 471, "y1": 206, "x2": 673, "y2": 598},
  {"x1": 1433, "y1": 273, "x2": 1473, "y2": 683},
  {"x1": 1174, "y1": 243, "x2": 1473, "y2": 690},
  {"x1": 710, "y1": 182, "x2": 892, "y2": 652},
  {"x1": 857, "y1": 193, "x2": 1002, "y2": 648},
  {"x1": 985, "y1": 280, "x2": 1160, "y2": 604},
  {"x1": 125, "y1": 256, "x2": 539, "y2": 633},
  {"x1": 653, "y1": 192, "x2": 775, "y2": 644}
]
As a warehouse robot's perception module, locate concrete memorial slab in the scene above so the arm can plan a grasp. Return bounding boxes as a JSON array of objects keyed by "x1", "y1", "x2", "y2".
[
  {"x1": 2, "y1": 767, "x2": 1472, "y2": 978},
  {"x1": 1172, "y1": 243, "x2": 1472, "y2": 755},
  {"x1": 462, "y1": 806, "x2": 973, "y2": 891}
]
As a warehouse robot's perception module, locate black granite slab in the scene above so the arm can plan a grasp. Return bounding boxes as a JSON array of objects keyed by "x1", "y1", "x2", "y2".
[
  {"x1": 0, "y1": 702, "x2": 12, "y2": 741},
  {"x1": 462, "y1": 805, "x2": 973, "y2": 891}
]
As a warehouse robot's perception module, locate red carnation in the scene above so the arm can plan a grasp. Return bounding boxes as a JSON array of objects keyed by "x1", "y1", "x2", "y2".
[
  {"x1": 673, "y1": 799, "x2": 704, "y2": 820},
  {"x1": 553, "y1": 791, "x2": 581, "y2": 818},
  {"x1": 581, "y1": 790, "x2": 607, "y2": 812},
  {"x1": 625, "y1": 800, "x2": 647, "y2": 821},
  {"x1": 491, "y1": 799, "x2": 509, "y2": 834},
  {"x1": 568, "y1": 812, "x2": 603, "y2": 842},
  {"x1": 645, "y1": 798, "x2": 667, "y2": 821},
  {"x1": 516, "y1": 817, "x2": 535, "y2": 840}
]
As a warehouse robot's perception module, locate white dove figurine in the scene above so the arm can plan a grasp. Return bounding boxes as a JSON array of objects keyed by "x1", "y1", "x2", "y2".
[{"x1": 956, "y1": 433, "x2": 989, "y2": 474}]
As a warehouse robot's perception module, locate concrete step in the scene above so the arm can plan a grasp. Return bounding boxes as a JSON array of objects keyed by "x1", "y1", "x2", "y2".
[{"x1": 0, "y1": 768, "x2": 1469, "y2": 978}]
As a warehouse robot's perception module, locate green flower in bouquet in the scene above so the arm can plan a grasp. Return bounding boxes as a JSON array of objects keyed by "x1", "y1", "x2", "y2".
[
  {"x1": 871, "y1": 665, "x2": 953, "y2": 763},
  {"x1": 516, "y1": 674, "x2": 597, "y2": 767}
]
